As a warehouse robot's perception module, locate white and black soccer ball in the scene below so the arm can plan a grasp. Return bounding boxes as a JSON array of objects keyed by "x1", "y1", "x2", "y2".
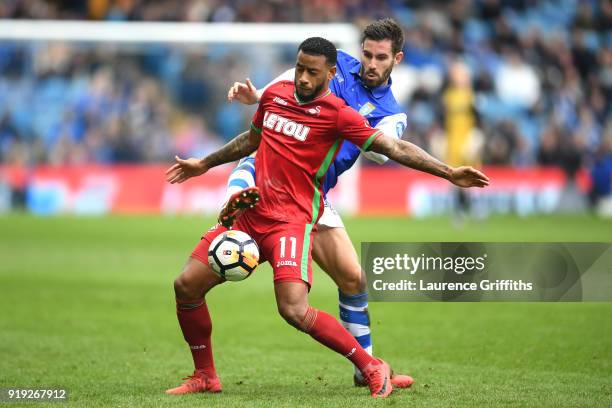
[{"x1": 208, "y1": 230, "x2": 259, "y2": 281}]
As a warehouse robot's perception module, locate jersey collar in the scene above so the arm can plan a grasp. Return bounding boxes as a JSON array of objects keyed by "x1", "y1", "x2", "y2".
[
  {"x1": 293, "y1": 89, "x2": 331, "y2": 105},
  {"x1": 349, "y1": 62, "x2": 392, "y2": 99}
]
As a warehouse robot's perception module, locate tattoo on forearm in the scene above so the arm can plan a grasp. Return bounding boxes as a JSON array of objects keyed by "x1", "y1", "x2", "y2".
[
  {"x1": 373, "y1": 136, "x2": 452, "y2": 179},
  {"x1": 204, "y1": 130, "x2": 259, "y2": 168}
]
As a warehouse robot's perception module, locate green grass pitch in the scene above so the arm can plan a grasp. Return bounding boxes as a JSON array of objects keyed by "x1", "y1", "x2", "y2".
[{"x1": 1, "y1": 214, "x2": 611, "y2": 407}]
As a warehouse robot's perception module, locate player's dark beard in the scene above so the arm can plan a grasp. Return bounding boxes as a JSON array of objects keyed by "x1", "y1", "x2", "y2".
[
  {"x1": 295, "y1": 81, "x2": 326, "y2": 103},
  {"x1": 360, "y1": 64, "x2": 393, "y2": 88}
]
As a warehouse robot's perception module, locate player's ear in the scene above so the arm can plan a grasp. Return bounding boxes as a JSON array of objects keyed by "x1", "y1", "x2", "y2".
[
  {"x1": 327, "y1": 65, "x2": 337, "y2": 80},
  {"x1": 394, "y1": 51, "x2": 404, "y2": 65}
]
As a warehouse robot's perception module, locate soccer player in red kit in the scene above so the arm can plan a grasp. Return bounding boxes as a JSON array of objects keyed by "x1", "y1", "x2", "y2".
[{"x1": 165, "y1": 37, "x2": 489, "y2": 398}]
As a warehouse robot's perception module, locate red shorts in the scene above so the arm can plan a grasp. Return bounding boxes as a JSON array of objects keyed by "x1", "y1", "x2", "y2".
[{"x1": 191, "y1": 211, "x2": 315, "y2": 287}]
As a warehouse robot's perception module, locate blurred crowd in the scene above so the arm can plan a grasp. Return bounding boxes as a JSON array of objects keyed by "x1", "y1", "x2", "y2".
[
  {"x1": 0, "y1": 0, "x2": 611, "y2": 202},
  {"x1": 0, "y1": 0, "x2": 395, "y2": 22}
]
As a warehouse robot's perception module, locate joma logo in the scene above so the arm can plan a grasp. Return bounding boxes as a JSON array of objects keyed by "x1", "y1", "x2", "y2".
[{"x1": 263, "y1": 111, "x2": 310, "y2": 141}]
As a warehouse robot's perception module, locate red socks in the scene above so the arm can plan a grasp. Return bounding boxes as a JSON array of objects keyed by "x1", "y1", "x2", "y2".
[
  {"x1": 176, "y1": 300, "x2": 217, "y2": 378},
  {"x1": 301, "y1": 307, "x2": 375, "y2": 371},
  {"x1": 176, "y1": 302, "x2": 374, "y2": 377}
]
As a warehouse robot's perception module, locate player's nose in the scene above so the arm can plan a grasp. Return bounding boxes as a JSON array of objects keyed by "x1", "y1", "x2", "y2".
[{"x1": 298, "y1": 76, "x2": 310, "y2": 88}]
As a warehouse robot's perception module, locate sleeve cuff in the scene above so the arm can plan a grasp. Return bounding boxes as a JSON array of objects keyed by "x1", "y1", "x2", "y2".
[{"x1": 361, "y1": 130, "x2": 382, "y2": 151}]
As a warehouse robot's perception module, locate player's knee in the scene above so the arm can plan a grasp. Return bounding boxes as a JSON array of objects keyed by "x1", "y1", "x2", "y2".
[
  {"x1": 337, "y1": 266, "x2": 366, "y2": 295},
  {"x1": 173, "y1": 275, "x2": 200, "y2": 300},
  {"x1": 277, "y1": 302, "x2": 308, "y2": 329}
]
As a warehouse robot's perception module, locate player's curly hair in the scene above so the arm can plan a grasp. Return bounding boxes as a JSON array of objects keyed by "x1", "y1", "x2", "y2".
[
  {"x1": 362, "y1": 18, "x2": 404, "y2": 55},
  {"x1": 298, "y1": 37, "x2": 337, "y2": 66}
]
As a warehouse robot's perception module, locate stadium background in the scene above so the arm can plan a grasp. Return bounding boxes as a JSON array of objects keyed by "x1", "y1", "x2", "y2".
[{"x1": 0, "y1": 1, "x2": 611, "y2": 407}]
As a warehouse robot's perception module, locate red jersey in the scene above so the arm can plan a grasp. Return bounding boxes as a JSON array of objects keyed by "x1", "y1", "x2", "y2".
[{"x1": 250, "y1": 80, "x2": 382, "y2": 225}]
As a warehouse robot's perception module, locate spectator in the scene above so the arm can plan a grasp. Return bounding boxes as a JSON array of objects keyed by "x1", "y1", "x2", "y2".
[{"x1": 495, "y1": 50, "x2": 541, "y2": 109}]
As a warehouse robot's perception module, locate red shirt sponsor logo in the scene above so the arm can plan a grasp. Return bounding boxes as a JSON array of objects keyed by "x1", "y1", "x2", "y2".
[{"x1": 263, "y1": 111, "x2": 310, "y2": 141}]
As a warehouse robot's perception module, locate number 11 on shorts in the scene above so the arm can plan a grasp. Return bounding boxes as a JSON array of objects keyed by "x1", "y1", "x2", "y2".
[{"x1": 279, "y1": 236, "x2": 297, "y2": 259}]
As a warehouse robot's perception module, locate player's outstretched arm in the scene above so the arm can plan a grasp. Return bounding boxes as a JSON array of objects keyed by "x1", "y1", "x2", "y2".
[
  {"x1": 166, "y1": 129, "x2": 261, "y2": 184},
  {"x1": 369, "y1": 134, "x2": 490, "y2": 188}
]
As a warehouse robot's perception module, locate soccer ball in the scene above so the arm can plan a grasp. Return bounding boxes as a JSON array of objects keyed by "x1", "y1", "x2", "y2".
[{"x1": 208, "y1": 230, "x2": 259, "y2": 281}]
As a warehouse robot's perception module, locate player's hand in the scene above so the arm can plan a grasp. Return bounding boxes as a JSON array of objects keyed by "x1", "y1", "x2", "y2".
[
  {"x1": 449, "y1": 166, "x2": 490, "y2": 188},
  {"x1": 165, "y1": 156, "x2": 208, "y2": 184},
  {"x1": 227, "y1": 78, "x2": 259, "y2": 104}
]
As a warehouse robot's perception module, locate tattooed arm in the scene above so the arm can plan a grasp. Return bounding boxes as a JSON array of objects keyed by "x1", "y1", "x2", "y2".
[
  {"x1": 368, "y1": 134, "x2": 490, "y2": 188},
  {"x1": 166, "y1": 129, "x2": 261, "y2": 184}
]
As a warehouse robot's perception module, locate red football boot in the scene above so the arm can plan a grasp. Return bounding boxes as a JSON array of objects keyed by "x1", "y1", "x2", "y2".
[
  {"x1": 360, "y1": 358, "x2": 393, "y2": 398},
  {"x1": 165, "y1": 370, "x2": 222, "y2": 395},
  {"x1": 355, "y1": 361, "x2": 413, "y2": 389}
]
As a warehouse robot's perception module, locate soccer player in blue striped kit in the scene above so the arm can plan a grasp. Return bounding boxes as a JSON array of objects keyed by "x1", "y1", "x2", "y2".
[{"x1": 224, "y1": 19, "x2": 413, "y2": 387}]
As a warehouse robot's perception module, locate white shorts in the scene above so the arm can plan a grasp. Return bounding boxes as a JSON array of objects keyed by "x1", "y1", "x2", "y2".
[{"x1": 318, "y1": 199, "x2": 345, "y2": 229}]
